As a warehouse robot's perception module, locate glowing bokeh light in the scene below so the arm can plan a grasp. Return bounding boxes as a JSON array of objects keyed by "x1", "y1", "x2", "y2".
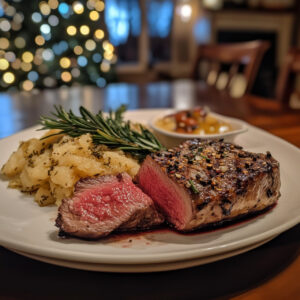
[
  {"x1": 95, "y1": 1, "x2": 105, "y2": 12},
  {"x1": 73, "y1": 2, "x2": 84, "y2": 14},
  {"x1": 66, "y1": 25, "x2": 77, "y2": 36},
  {"x1": 21, "y1": 62, "x2": 32, "y2": 72},
  {"x1": 3, "y1": 72, "x2": 15, "y2": 84},
  {"x1": 85, "y1": 39, "x2": 96, "y2": 51},
  {"x1": 11, "y1": 22, "x2": 22, "y2": 31},
  {"x1": 40, "y1": 24, "x2": 51, "y2": 34},
  {"x1": 42, "y1": 48, "x2": 54, "y2": 61},
  {"x1": 104, "y1": 52, "x2": 113, "y2": 60},
  {"x1": 96, "y1": 77, "x2": 106, "y2": 88},
  {"x1": 92, "y1": 53, "x2": 102, "y2": 63},
  {"x1": 43, "y1": 76, "x2": 56, "y2": 87},
  {"x1": 53, "y1": 41, "x2": 68, "y2": 55},
  {"x1": 48, "y1": 15, "x2": 59, "y2": 26},
  {"x1": 36, "y1": 48, "x2": 44, "y2": 56},
  {"x1": 94, "y1": 29, "x2": 104, "y2": 40},
  {"x1": 48, "y1": 0, "x2": 59, "y2": 10},
  {"x1": 0, "y1": 20, "x2": 11, "y2": 32},
  {"x1": 100, "y1": 61, "x2": 110, "y2": 72},
  {"x1": 11, "y1": 59, "x2": 21, "y2": 69},
  {"x1": 89, "y1": 10, "x2": 99, "y2": 21},
  {"x1": 71, "y1": 68, "x2": 80, "y2": 77},
  {"x1": 40, "y1": 2, "x2": 51, "y2": 15},
  {"x1": 5, "y1": 6, "x2": 16, "y2": 16},
  {"x1": 77, "y1": 56, "x2": 88, "y2": 67},
  {"x1": 35, "y1": 35, "x2": 45, "y2": 46},
  {"x1": 61, "y1": 71, "x2": 72, "y2": 82},
  {"x1": 103, "y1": 41, "x2": 114, "y2": 52},
  {"x1": 22, "y1": 52, "x2": 34, "y2": 63},
  {"x1": 14, "y1": 37, "x2": 26, "y2": 48},
  {"x1": 5, "y1": 52, "x2": 16, "y2": 62},
  {"x1": 80, "y1": 25, "x2": 90, "y2": 35},
  {"x1": 33, "y1": 56, "x2": 43, "y2": 65},
  {"x1": 59, "y1": 57, "x2": 71, "y2": 68},
  {"x1": 22, "y1": 80, "x2": 34, "y2": 91},
  {"x1": 58, "y1": 2, "x2": 69, "y2": 15},
  {"x1": 32, "y1": 12, "x2": 42, "y2": 23},
  {"x1": 13, "y1": 13, "x2": 24, "y2": 24},
  {"x1": 43, "y1": 33, "x2": 52, "y2": 41},
  {"x1": 74, "y1": 45, "x2": 83, "y2": 55},
  {"x1": 0, "y1": 58, "x2": 9, "y2": 70},
  {"x1": 0, "y1": 38, "x2": 9, "y2": 49},
  {"x1": 28, "y1": 71, "x2": 39, "y2": 81}
]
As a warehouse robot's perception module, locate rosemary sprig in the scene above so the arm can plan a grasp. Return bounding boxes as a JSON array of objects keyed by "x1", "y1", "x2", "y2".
[{"x1": 39, "y1": 105, "x2": 165, "y2": 160}]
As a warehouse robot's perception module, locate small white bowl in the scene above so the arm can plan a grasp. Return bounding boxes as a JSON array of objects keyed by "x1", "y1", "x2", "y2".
[{"x1": 149, "y1": 109, "x2": 248, "y2": 148}]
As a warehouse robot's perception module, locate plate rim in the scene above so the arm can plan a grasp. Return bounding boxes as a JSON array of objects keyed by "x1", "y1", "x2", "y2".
[{"x1": 8, "y1": 234, "x2": 277, "y2": 272}]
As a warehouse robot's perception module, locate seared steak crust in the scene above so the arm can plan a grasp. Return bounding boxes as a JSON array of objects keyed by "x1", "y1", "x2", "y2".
[{"x1": 137, "y1": 139, "x2": 280, "y2": 231}]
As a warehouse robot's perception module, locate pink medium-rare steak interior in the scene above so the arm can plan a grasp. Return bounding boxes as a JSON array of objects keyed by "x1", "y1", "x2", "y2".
[
  {"x1": 56, "y1": 173, "x2": 163, "y2": 239},
  {"x1": 137, "y1": 156, "x2": 193, "y2": 230}
]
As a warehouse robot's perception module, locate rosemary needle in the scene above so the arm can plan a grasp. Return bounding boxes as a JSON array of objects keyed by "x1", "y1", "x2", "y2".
[{"x1": 39, "y1": 105, "x2": 165, "y2": 160}]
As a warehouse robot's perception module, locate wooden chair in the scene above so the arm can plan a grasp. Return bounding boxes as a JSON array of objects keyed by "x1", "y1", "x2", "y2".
[
  {"x1": 192, "y1": 40, "x2": 270, "y2": 97},
  {"x1": 276, "y1": 48, "x2": 300, "y2": 104}
]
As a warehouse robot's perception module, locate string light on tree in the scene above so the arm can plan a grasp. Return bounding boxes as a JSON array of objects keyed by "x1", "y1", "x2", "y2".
[
  {"x1": 0, "y1": 58, "x2": 9, "y2": 70},
  {"x1": 80, "y1": 25, "x2": 90, "y2": 35},
  {"x1": 60, "y1": 57, "x2": 71, "y2": 68},
  {"x1": 66, "y1": 25, "x2": 77, "y2": 36},
  {"x1": 3, "y1": 72, "x2": 15, "y2": 84},
  {"x1": 73, "y1": 2, "x2": 84, "y2": 14},
  {"x1": 0, "y1": 0, "x2": 116, "y2": 91}
]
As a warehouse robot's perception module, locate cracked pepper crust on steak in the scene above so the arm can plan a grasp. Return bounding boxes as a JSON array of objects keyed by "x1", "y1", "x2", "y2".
[{"x1": 137, "y1": 139, "x2": 281, "y2": 231}]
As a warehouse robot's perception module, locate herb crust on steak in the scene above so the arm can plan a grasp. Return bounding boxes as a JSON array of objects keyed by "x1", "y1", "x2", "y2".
[{"x1": 137, "y1": 139, "x2": 281, "y2": 231}]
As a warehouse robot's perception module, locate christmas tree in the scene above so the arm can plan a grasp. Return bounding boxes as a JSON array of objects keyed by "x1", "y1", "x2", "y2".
[{"x1": 0, "y1": 0, "x2": 116, "y2": 91}]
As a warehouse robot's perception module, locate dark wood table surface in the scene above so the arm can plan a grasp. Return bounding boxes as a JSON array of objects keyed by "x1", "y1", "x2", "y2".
[{"x1": 0, "y1": 81, "x2": 299, "y2": 300}]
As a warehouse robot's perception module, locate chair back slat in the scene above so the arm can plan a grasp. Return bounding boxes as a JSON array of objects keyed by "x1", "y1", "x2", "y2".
[
  {"x1": 276, "y1": 48, "x2": 300, "y2": 104},
  {"x1": 192, "y1": 40, "x2": 270, "y2": 97}
]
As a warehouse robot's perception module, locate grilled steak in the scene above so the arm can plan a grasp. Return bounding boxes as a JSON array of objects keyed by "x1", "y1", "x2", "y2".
[
  {"x1": 56, "y1": 173, "x2": 164, "y2": 239},
  {"x1": 137, "y1": 139, "x2": 280, "y2": 231}
]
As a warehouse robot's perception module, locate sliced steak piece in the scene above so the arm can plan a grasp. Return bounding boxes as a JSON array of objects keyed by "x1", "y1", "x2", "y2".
[
  {"x1": 56, "y1": 173, "x2": 164, "y2": 239},
  {"x1": 137, "y1": 139, "x2": 280, "y2": 231}
]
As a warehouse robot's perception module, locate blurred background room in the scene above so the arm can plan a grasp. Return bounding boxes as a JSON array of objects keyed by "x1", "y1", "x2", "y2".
[{"x1": 0, "y1": 0, "x2": 300, "y2": 137}]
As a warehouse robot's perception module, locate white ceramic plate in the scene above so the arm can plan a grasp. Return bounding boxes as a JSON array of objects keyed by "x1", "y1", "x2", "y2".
[
  {"x1": 0, "y1": 109, "x2": 299, "y2": 267},
  {"x1": 9, "y1": 235, "x2": 277, "y2": 272}
]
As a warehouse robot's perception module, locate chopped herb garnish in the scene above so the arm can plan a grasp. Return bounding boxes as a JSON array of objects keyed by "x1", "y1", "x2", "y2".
[{"x1": 188, "y1": 180, "x2": 199, "y2": 193}]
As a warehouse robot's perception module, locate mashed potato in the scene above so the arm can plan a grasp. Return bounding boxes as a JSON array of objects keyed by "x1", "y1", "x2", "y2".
[{"x1": 1, "y1": 130, "x2": 140, "y2": 206}]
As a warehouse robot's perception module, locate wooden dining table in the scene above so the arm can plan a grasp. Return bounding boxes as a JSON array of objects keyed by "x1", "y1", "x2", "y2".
[{"x1": 0, "y1": 80, "x2": 299, "y2": 300}]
